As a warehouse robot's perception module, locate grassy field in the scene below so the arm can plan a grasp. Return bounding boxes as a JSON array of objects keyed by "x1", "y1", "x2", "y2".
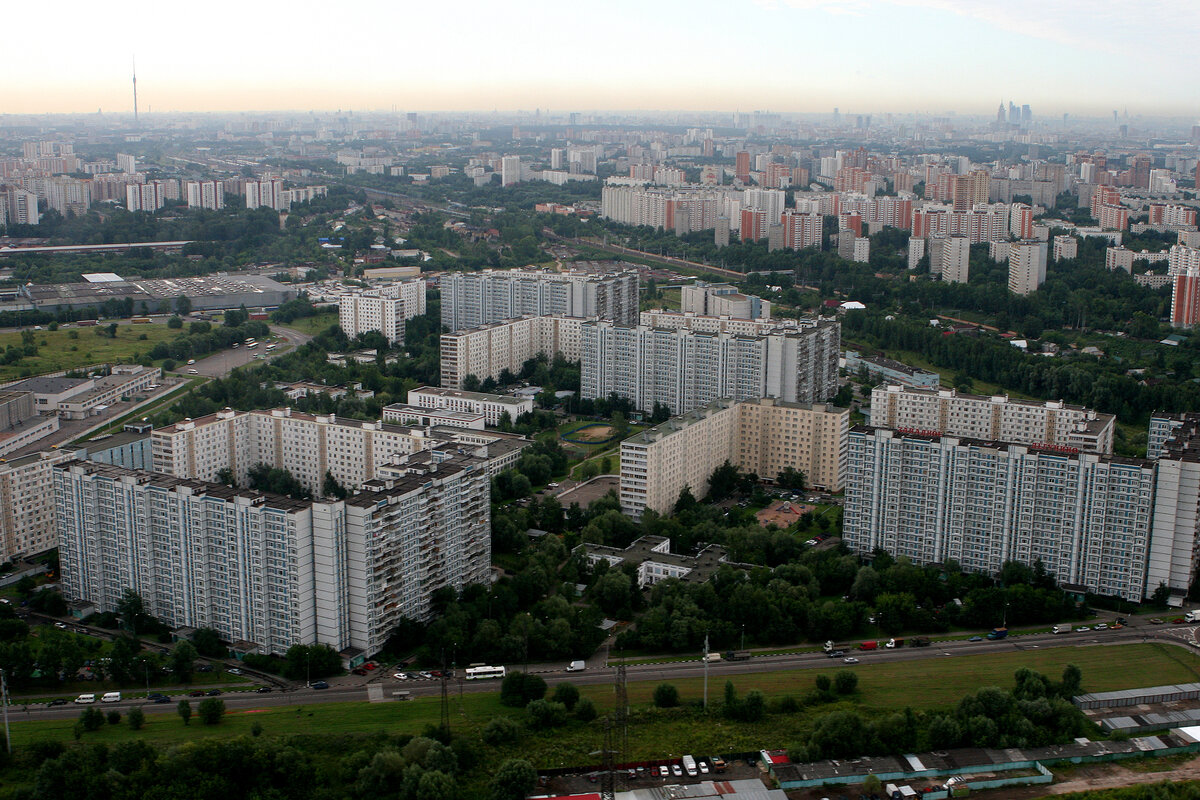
[
  {"x1": 0, "y1": 323, "x2": 182, "y2": 381},
  {"x1": 276, "y1": 310, "x2": 339, "y2": 337},
  {"x1": 8, "y1": 643, "x2": 1196, "y2": 760}
]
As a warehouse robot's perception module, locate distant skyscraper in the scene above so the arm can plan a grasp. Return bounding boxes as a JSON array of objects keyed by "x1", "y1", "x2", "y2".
[
  {"x1": 996, "y1": 101, "x2": 1006, "y2": 124},
  {"x1": 1022, "y1": 104, "x2": 1032, "y2": 123},
  {"x1": 735, "y1": 151, "x2": 750, "y2": 183}
]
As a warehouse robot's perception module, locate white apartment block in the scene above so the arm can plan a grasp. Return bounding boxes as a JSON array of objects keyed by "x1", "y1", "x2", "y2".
[
  {"x1": 406, "y1": 386, "x2": 533, "y2": 426},
  {"x1": 843, "y1": 427, "x2": 1155, "y2": 601},
  {"x1": 116, "y1": 153, "x2": 137, "y2": 173},
  {"x1": 125, "y1": 181, "x2": 176, "y2": 213},
  {"x1": 56, "y1": 451, "x2": 490, "y2": 657},
  {"x1": 1169, "y1": 245, "x2": 1200, "y2": 275},
  {"x1": 601, "y1": 184, "x2": 740, "y2": 233},
  {"x1": 871, "y1": 384, "x2": 1116, "y2": 454},
  {"x1": 5, "y1": 189, "x2": 40, "y2": 226},
  {"x1": 582, "y1": 318, "x2": 840, "y2": 415},
  {"x1": 940, "y1": 236, "x2": 971, "y2": 284},
  {"x1": 381, "y1": 404, "x2": 486, "y2": 430},
  {"x1": 150, "y1": 406, "x2": 524, "y2": 494},
  {"x1": 440, "y1": 315, "x2": 585, "y2": 390},
  {"x1": 440, "y1": 267, "x2": 638, "y2": 332},
  {"x1": 185, "y1": 180, "x2": 225, "y2": 211},
  {"x1": 680, "y1": 282, "x2": 771, "y2": 320},
  {"x1": 639, "y1": 310, "x2": 801, "y2": 337},
  {"x1": 339, "y1": 281, "x2": 427, "y2": 344},
  {"x1": 1053, "y1": 235, "x2": 1078, "y2": 262},
  {"x1": 620, "y1": 397, "x2": 848, "y2": 518},
  {"x1": 0, "y1": 449, "x2": 75, "y2": 560},
  {"x1": 245, "y1": 178, "x2": 285, "y2": 211},
  {"x1": 1148, "y1": 416, "x2": 1200, "y2": 598},
  {"x1": 1007, "y1": 239, "x2": 1048, "y2": 295}
]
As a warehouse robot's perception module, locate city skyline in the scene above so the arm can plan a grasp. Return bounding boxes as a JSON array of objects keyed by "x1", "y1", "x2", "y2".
[{"x1": 3, "y1": 0, "x2": 1198, "y2": 117}]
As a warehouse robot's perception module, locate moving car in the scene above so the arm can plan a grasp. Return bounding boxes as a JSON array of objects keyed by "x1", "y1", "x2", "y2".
[
  {"x1": 227, "y1": 667, "x2": 243, "y2": 675},
  {"x1": 843, "y1": 657, "x2": 860, "y2": 664},
  {"x1": 205, "y1": 689, "x2": 222, "y2": 696},
  {"x1": 826, "y1": 650, "x2": 844, "y2": 658},
  {"x1": 1075, "y1": 626, "x2": 1091, "y2": 632},
  {"x1": 48, "y1": 698, "x2": 68, "y2": 706},
  {"x1": 75, "y1": 694, "x2": 95, "y2": 704},
  {"x1": 101, "y1": 692, "x2": 121, "y2": 703},
  {"x1": 393, "y1": 672, "x2": 409, "y2": 680},
  {"x1": 311, "y1": 680, "x2": 330, "y2": 690},
  {"x1": 969, "y1": 636, "x2": 983, "y2": 642},
  {"x1": 255, "y1": 687, "x2": 273, "y2": 693},
  {"x1": 1094, "y1": 623, "x2": 1109, "y2": 630}
]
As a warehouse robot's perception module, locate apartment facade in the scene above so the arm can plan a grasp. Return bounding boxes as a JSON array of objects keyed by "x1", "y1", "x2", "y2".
[
  {"x1": 339, "y1": 282, "x2": 426, "y2": 344},
  {"x1": 843, "y1": 427, "x2": 1155, "y2": 601},
  {"x1": 55, "y1": 452, "x2": 490, "y2": 656},
  {"x1": 439, "y1": 268, "x2": 638, "y2": 332},
  {"x1": 439, "y1": 314, "x2": 585, "y2": 390},
  {"x1": 870, "y1": 384, "x2": 1116, "y2": 454},
  {"x1": 680, "y1": 282, "x2": 771, "y2": 320},
  {"x1": 1007, "y1": 240, "x2": 1048, "y2": 295},
  {"x1": 150, "y1": 407, "x2": 522, "y2": 494},
  {"x1": 619, "y1": 397, "x2": 848, "y2": 517},
  {"x1": 406, "y1": 386, "x2": 533, "y2": 426},
  {"x1": 0, "y1": 449, "x2": 76, "y2": 560},
  {"x1": 582, "y1": 318, "x2": 840, "y2": 415}
]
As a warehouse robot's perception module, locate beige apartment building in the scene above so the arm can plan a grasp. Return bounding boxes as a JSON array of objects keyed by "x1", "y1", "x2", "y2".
[
  {"x1": 620, "y1": 397, "x2": 849, "y2": 518},
  {"x1": 440, "y1": 314, "x2": 585, "y2": 390},
  {"x1": 0, "y1": 449, "x2": 76, "y2": 559},
  {"x1": 870, "y1": 384, "x2": 1115, "y2": 454}
]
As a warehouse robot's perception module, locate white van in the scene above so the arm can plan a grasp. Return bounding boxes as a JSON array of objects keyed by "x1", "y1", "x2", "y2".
[
  {"x1": 1053, "y1": 624, "x2": 1072, "y2": 634},
  {"x1": 101, "y1": 691, "x2": 121, "y2": 703},
  {"x1": 567, "y1": 660, "x2": 586, "y2": 672},
  {"x1": 75, "y1": 693, "x2": 96, "y2": 704},
  {"x1": 1186, "y1": 611, "x2": 1198, "y2": 623}
]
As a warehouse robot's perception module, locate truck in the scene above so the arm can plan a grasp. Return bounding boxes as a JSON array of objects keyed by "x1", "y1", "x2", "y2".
[
  {"x1": 909, "y1": 636, "x2": 931, "y2": 647},
  {"x1": 986, "y1": 627, "x2": 1009, "y2": 640},
  {"x1": 724, "y1": 650, "x2": 751, "y2": 661},
  {"x1": 1186, "y1": 611, "x2": 1198, "y2": 623},
  {"x1": 885, "y1": 638, "x2": 904, "y2": 648},
  {"x1": 1052, "y1": 624, "x2": 1072, "y2": 634},
  {"x1": 859, "y1": 641, "x2": 878, "y2": 651},
  {"x1": 681, "y1": 755, "x2": 698, "y2": 777}
]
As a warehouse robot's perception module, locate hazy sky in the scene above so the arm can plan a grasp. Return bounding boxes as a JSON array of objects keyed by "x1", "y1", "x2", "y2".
[{"x1": 4, "y1": 0, "x2": 1198, "y2": 117}]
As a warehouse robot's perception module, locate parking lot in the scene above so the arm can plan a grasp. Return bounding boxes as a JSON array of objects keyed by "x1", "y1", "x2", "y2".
[{"x1": 539, "y1": 757, "x2": 768, "y2": 796}]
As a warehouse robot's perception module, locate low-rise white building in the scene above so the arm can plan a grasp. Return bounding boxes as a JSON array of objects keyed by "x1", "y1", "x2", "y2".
[{"x1": 405, "y1": 387, "x2": 533, "y2": 426}]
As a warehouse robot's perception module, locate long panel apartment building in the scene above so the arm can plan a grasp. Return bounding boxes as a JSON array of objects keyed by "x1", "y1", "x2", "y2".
[
  {"x1": 440, "y1": 267, "x2": 638, "y2": 332},
  {"x1": 871, "y1": 384, "x2": 1116, "y2": 454},
  {"x1": 55, "y1": 451, "x2": 489, "y2": 657},
  {"x1": 620, "y1": 397, "x2": 849, "y2": 518},
  {"x1": 843, "y1": 427, "x2": 1154, "y2": 601},
  {"x1": 440, "y1": 314, "x2": 585, "y2": 390},
  {"x1": 151, "y1": 406, "x2": 530, "y2": 491},
  {"x1": 582, "y1": 317, "x2": 839, "y2": 414}
]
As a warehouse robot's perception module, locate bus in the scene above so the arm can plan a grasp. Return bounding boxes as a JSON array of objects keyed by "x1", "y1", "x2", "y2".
[
  {"x1": 464, "y1": 665, "x2": 506, "y2": 681},
  {"x1": 244, "y1": 338, "x2": 256, "y2": 345}
]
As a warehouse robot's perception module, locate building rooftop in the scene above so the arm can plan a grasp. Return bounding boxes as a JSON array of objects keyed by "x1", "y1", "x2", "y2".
[
  {"x1": 623, "y1": 399, "x2": 738, "y2": 446},
  {"x1": 409, "y1": 386, "x2": 530, "y2": 406},
  {"x1": 79, "y1": 430, "x2": 151, "y2": 452},
  {"x1": 6, "y1": 376, "x2": 91, "y2": 395},
  {"x1": 851, "y1": 424, "x2": 1148, "y2": 467}
]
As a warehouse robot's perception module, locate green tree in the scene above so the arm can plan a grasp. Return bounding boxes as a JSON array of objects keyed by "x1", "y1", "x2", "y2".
[
  {"x1": 776, "y1": 467, "x2": 806, "y2": 493},
  {"x1": 574, "y1": 697, "x2": 597, "y2": 722},
  {"x1": 834, "y1": 670, "x2": 859, "y2": 694},
  {"x1": 653, "y1": 683, "x2": 680, "y2": 708},
  {"x1": 115, "y1": 589, "x2": 147, "y2": 633},
  {"x1": 526, "y1": 699, "x2": 568, "y2": 729},
  {"x1": 167, "y1": 315, "x2": 183, "y2": 329},
  {"x1": 175, "y1": 296, "x2": 192, "y2": 316},
  {"x1": 551, "y1": 683, "x2": 580, "y2": 711},
  {"x1": 489, "y1": 758, "x2": 537, "y2": 800},
  {"x1": 106, "y1": 709, "x2": 121, "y2": 725},
  {"x1": 127, "y1": 706, "x2": 145, "y2": 731},
  {"x1": 198, "y1": 697, "x2": 225, "y2": 725},
  {"x1": 79, "y1": 707, "x2": 105, "y2": 732},
  {"x1": 482, "y1": 716, "x2": 521, "y2": 746},
  {"x1": 191, "y1": 627, "x2": 224, "y2": 657},
  {"x1": 170, "y1": 640, "x2": 197, "y2": 682},
  {"x1": 417, "y1": 770, "x2": 455, "y2": 800},
  {"x1": 500, "y1": 671, "x2": 547, "y2": 708},
  {"x1": 177, "y1": 699, "x2": 192, "y2": 726}
]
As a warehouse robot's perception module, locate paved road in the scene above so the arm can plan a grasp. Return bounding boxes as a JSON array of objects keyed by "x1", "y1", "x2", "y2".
[
  {"x1": 17, "y1": 623, "x2": 1191, "y2": 723},
  {"x1": 184, "y1": 325, "x2": 313, "y2": 378}
]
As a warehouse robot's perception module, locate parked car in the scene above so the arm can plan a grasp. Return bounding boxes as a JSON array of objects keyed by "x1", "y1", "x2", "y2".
[
  {"x1": 658, "y1": 766, "x2": 669, "y2": 777},
  {"x1": 671, "y1": 764, "x2": 682, "y2": 777},
  {"x1": 351, "y1": 667, "x2": 367, "y2": 676},
  {"x1": 196, "y1": 664, "x2": 214, "y2": 672},
  {"x1": 227, "y1": 667, "x2": 243, "y2": 675}
]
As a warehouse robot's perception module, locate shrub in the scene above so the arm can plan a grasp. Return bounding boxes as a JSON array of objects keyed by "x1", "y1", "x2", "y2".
[
  {"x1": 79, "y1": 707, "x2": 105, "y2": 732},
  {"x1": 500, "y1": 672, "x2": 547, "y2": 708},
  {"x1": 815, "y1": 675, "x2": 832, "y2": 693},
  {"x1": 653, "y1": 683, "x2": 680, "y2": 708},
  {"x1": 574, "y1": 697, "x2": 597, "y2": 722},
  {"x1": 834, "y1": 670, "x2": 859, "y2": 695},
  {"x1": 482, "y1": 716, "x2": 521, "y2": 746},
  {"x1": 526, "y1": 699, "x2": 567, "y2": 729},
  {"x1": 126, "y1": 707, "x2": 144, "y2": 730},
  {"x1": 106, "y1": 710, "x2": 121, "y2": 725},
  {"x1": 198, "y1": 698, "x2": 225, "y2": 725},
  {"x1": 551, "y1": 683, "x2": 580, "y2": 711}
]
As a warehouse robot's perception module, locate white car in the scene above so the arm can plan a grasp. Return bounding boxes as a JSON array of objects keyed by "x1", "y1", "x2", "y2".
[
  {"x1": 1094, "y1": 623, "x2": 1108, "y2": 630},
  {"x1": 75, "y1": 693, "x2": 96, "y2": 704},
  {"x1": 187, "y1": 368, "x2": 199, "y2": 374},
  {"x1": 187, "y1": 359, "x2": 196, "y2": 365},
  {"x1": 1075, "y1": 626, "x2": 1092, "y2": 632},
  {"x1": 227, "y1": 667, "x2": 243, "y2": 675},
  {"x1": 843, "y1": 657, "x2": 860, "y2": 664},
  {"x1": 393, "y1": 672, "x2": 408, "y2": 680}
]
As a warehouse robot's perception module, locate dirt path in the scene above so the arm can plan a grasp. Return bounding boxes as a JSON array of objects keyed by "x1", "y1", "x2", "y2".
[{"x1": 986, "y1": 755, "x2": 1200, "y2": 799}]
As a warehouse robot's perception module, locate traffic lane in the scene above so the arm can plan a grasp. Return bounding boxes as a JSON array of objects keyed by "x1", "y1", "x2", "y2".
[
  {"x1": 188, "y1": 329, "x2": 306, "y2": 378},
  {"x1": 13, "y1": 629, "x2": 1174, "y2": 721}
]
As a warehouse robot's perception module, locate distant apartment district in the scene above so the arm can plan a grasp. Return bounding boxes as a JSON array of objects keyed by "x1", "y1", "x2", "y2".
[{"x1": 0, "y1": 266, "x2": 1188, "y2": 665}]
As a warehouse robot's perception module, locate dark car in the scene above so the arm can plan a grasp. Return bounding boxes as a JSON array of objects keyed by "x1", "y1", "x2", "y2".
[
  {"x1": 48, "y1": 698, "x2": 68, "y2": 706},
  {"x1": 255, "y1": 686, "x2": 273, "y2": 694},
  {"x1": 205, "y1": 689, "x2": 222, "y2": 696},
  {"x1": 311, "y1": 680, "x2": 329, "y2": 690},
  {"x1": 188, "y1": 690, "x2": 205, "y2": 697},
  {"x1": 196, "y1": 664, "x2": 214, "y2": 672},
  {"x1": 147, "y1": 693, "x2": 169, "y2": 703},
  {"x1": 826, "y1": 650, "x2": 844, "y2": 658}
]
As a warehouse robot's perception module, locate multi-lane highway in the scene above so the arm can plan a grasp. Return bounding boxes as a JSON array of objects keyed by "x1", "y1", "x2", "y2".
[{"x1": 14, "y1": 623, "x2": 1191, "y2": 723}]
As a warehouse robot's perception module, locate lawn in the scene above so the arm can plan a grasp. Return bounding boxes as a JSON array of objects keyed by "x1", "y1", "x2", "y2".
[
  {"x1": 275, "y1": 310, "x2": 339, "y2": 337},
  {"x1": 0, "y1": 323, "x2": 182, "y2": 381},
  {"x1": 9, "y1": 643, "x2": 1195, "y2": 760}
]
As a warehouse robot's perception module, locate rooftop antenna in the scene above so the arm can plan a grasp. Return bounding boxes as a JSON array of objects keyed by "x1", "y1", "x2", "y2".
[{"x1": 132, "y1": 56, "x2": 138, "y2": 125}]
